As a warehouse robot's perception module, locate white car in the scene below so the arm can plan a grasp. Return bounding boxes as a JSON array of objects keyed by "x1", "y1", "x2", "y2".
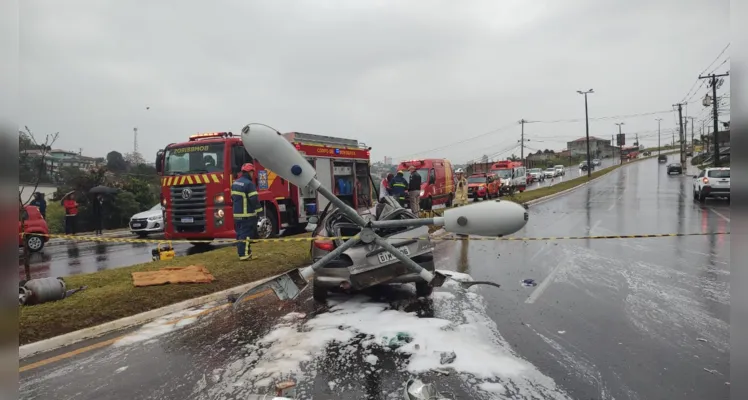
[
  {"x1": 130, "y1": 203, "x2": 165, "y2": 237},
  {"x1": 553, "y1": 165, "x2": 565, "y2": 176},
  {"x1": 592, "y1": 158, "x2": 601, "y2": 166},
  {"x1": 693, "y1": 167, "x2": 730, "y2": 203},
  {"x1": 528, "y1": 168, "x2": 545, "y2": 182},
  {"x1": 543, "y1": 168, "x2": 557, "y2": 178}
]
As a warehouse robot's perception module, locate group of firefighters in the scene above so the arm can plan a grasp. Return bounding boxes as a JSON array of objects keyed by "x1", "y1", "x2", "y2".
[
  {"x1": 234, "y1": 164, "x2": 472, "y2": 261},
  {"x1": 377, "y1": 166, "x2": 470, "y2": 214}
]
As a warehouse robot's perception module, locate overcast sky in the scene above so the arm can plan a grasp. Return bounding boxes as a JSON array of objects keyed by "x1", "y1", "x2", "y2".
[{"x1": 20, "y1": 0, "x2": 730, "y2": 164}]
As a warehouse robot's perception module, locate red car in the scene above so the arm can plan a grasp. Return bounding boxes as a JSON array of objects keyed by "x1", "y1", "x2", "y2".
[{"x1": 19, "y1": 205, "x2": 49, "y2": 253}]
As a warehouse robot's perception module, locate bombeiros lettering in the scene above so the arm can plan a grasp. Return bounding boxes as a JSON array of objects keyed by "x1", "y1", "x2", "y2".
[{"x1": 173, "y1": 145, "x2": 209, "y2": 154}]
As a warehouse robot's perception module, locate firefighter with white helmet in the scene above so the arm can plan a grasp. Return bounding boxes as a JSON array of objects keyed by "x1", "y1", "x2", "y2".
[{"x1": 454, "y1": 168, "x2": 468, "y2": 207}]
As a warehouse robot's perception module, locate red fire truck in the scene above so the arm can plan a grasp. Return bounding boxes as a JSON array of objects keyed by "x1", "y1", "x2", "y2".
[{"x1": 155, "y1": 131, "x2": 373, "y2": 243}]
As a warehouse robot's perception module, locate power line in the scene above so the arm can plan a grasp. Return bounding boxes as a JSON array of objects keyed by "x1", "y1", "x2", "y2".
[
  {"x1": 393, "y1": 122, "x2": 517, "y2": 160},
  {"x1": 680, "y1": 43, "x2": 730, "y2": 103}
]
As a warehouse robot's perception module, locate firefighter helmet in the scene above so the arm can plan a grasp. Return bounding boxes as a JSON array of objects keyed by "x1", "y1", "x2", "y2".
[
  {"x1": 241, "y1": 163, "x2": 255, "y2": 173},
  {"x1": 455, "y1": 168, "x2": 464, "y2": 174}
]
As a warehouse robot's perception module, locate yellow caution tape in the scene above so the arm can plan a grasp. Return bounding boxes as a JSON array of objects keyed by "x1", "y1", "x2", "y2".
[{"x1": 19, "y1": 231, "x2": 730, "y2": 245}]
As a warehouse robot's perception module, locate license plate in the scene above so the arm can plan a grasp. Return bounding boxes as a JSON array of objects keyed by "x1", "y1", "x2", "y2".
[
  {"x1": 181, "y1": 217, "x2": 194, "y2": 223},
  {"x1": 377, "y1": 246, "x2": 411, "y2": 264},
  {"x1": 132, "y1": 223, "x2": 142, "y2": 228}
]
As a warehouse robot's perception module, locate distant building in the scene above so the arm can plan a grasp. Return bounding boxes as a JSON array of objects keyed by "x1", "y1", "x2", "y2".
[
  {"x1": 21, "y1": 148, "x2": 104, "y2": 176},
  {"x1": 567, "y1": 137, "x2": 615, "y2": 158}
]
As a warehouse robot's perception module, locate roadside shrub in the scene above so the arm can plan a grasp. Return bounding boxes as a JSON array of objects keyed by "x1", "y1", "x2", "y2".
[{"x1": 45, "y1": 202, "x2": 64, "y2": 234}]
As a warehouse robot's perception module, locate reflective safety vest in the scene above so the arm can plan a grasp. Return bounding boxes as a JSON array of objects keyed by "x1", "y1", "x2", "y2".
[
  {"x1": 390, "y1": 175, "x2": 408, "y2": 198},
  {"x1": 231, "y1": 175, "x2": 263, "y2": 219}
]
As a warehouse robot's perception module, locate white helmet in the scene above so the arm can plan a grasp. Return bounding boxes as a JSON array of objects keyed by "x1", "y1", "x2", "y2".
[{"x1": 455, "y1": 168, "x2": 464, "y2": 174}]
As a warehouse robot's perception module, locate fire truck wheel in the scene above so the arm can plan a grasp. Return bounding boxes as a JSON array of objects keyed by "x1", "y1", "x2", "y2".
[{"x1": 257, "y1": 207, "x2": 279, "y2": 239}]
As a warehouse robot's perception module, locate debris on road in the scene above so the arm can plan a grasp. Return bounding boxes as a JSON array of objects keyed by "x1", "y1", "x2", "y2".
[
  {"x1": 431, "y1": 368, "x2": 450, "y2": 376},
  {"x1": 696, "y1": 337, "x2": 708, "y2": 342},
  {"x1": 521, "y1": 278, "x2": 537, "y2": 287},
  {"x1": 19, "y1": 277, "x2": 88, "y2": 306},
  {"x1": 703, "y1": 368, "x2": 719, "y2": 375},
  {"x1": 439, "y1": 351, "x2": 456, "y2": 365},
  {"x1": 404, "y1": 378, "x2": 452, "y2": 400},
  {"x1": 558, "y1": 330, "x2": 566, "y2": 334},
  {"x1": 383, "y1": 332, "x2": 413, "y2": 349}
]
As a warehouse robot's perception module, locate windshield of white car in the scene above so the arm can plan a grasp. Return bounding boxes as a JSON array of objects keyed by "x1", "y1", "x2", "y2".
[
  {"x1": 529, "y1": 169, "x2": 542, "y2": 173},
  {"x1": 150, "y1": 204, "x2": 162, "y2": 211},
  {"x1": 545, "y1": 168, "x2": 555, "y2": 172},
  {"x1": 468, "y1": 177, "x2": 487, "y2": 184},
  {"x1": 494, "y1": 169, "x2": 511, "y2": 179},
  {"x1": 708, "y1": 169, "x2": 730, "y2": 178}
]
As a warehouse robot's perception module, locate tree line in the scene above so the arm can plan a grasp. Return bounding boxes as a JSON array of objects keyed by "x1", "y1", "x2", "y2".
[{"x1": 19, "y1": 131, "x2": 160, "y2": 234}]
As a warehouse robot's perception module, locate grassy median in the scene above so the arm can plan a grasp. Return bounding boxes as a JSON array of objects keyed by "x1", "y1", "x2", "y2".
[{"x1": 19, "y1": 235, "x2": 312, "y2": 345}]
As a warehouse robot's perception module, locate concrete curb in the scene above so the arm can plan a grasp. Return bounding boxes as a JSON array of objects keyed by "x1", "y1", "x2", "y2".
[{"x1": 19, "y1": 274, "x2": 277, "y2": 360}]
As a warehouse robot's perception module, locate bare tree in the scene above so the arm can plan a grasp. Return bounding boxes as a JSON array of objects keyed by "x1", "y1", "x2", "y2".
[{"x1": 19, "y1": 126, "x2": 59, "y2": 281}]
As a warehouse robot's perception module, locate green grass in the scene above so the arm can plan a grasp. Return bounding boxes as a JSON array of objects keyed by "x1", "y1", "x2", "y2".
[{"x1": 20, "y1": 234, "x2": 312, "y2": 345}]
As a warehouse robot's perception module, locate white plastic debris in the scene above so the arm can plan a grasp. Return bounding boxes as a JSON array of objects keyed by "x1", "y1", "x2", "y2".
[{"x1": 404, "y1": 378, "x2": 452, "y2": 400}]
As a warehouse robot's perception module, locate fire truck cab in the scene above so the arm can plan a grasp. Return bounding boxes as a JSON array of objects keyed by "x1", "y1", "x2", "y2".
[
  {"x1": 156, "y1": 131, "x2": 373, "y2": 243},
  {"x1": 490, "y1": 160, "x2": 527, "y2": 195}
]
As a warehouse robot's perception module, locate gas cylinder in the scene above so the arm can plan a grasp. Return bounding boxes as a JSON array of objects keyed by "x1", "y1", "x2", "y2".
[{"x1": 23, "y1": 277, "x2": 66, "y2": 305}]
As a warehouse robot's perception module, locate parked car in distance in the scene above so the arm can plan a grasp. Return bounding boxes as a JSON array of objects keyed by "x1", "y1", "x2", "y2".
[
  {"x1": 666, "y1": 163, "x2": 682, "y2": 175},
  {"x1": 528, "y1": 168, "x2": 545, "y2": 182},
  {"x1": 544, "y1": 168, "x2": 557, "y2": 178},
  {"x1": 658, "y1": 154, "x2": 668, "y2": 163},
  {"x1": 309, "y1": 197, "x2": 436, "y2": 302},
  {"x1": 19, "y1": 205, "x2": 49, "y2": 253},
  {"x1": 553, "y1": 165, "x2": 565, "y2": 176},
  {"x1": 579, "y1": 161, "x2": 595, "y2": 171},
  {"x1": 693, "y1": 167, "x2": 730, "y2": 203},
  {"x1": 592, "y1": 158, "x2": 601, "y2": 166},
  {"x1": 130, "y1": 203, "x2": 165, "y2": 237}
]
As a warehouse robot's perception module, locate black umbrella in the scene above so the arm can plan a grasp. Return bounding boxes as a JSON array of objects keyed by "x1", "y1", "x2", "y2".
[{"x1": 89, "y1": 185, "x2": 119, "y2": 195}]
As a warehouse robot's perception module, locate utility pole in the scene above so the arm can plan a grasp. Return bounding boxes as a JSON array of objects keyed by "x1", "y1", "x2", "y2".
[
  {"x1": 615, "y1": 122, "x2": 624, "y2": 165},
  {"x1": 655, "y1": 118, "x2": 662, "y2": 156},
  {"x1": 518, "y1": 119, "x2": 529, "y2": 160},
  {"x1": 673, "y1": 103, "x2": 686, "y2": 164},
  {"x1": 577, "y1": 89, "x2": 594, "y2": 177},
  {"x1": 133, "y1": 127, "x2": 139, "y2": 155},
  {"x1": 687, "y1": 116, "x2": 695, "y2": 153},
  {"x1": 635, "y1": 133, "x2": 639, "y2": 148},
  {"x1": 698, "y1": 72, "x2": 729, "y2": 167}
]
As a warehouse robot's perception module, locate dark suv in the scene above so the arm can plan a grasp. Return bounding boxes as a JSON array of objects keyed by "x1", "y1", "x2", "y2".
[{"x1": 657, "y1": 154, "x2": 668, "y2": 163}]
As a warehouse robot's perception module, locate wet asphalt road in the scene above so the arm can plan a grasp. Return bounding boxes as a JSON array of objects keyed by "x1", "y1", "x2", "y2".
[
  {"x1": 16, "y1": 159, "x2": 617, "y2": 280},
  {"x1": 20, "y1": 156, "x2": 729, "y2": 400},
  {"x1": 17, "y1": 237, "x2": 227, "y2": 280}
]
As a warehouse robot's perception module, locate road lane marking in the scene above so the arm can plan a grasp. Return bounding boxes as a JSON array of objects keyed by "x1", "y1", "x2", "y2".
[
  {"x1": 607, "y1": 203, "x2": 616, "y2": 211},
  {"x1": 525, "y1": 258, "x2": 568, "y2": 304},
  {"x1": 19, "y1": 336, "x2": 124, "y2": 373},
  {"x1": 709, "y1": 208, "x2": 730, "y2": 222}
]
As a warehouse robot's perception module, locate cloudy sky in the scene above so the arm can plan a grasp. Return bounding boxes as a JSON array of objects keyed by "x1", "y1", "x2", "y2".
[{"x1": 20, "y1": 0, "x2": 730, "y2": 164}]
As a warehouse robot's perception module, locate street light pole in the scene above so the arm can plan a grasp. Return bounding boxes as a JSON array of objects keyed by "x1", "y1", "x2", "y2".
[
  {"x1": 615, "y1": 122, "x2": 625, "y2": 164},
  {"x1": 577, "y1": 89, "x2": 594, "y2": 178},
  {"x1": 655, "y1": 118, "x2": 662, "y2": 156}
]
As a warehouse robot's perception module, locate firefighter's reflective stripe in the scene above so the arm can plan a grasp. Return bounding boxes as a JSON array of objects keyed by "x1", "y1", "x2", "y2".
[
  {"x1": 231, "y1": 190, "x2": 260, "y2": 218},
  {"x1": 392, "y1": 182, "x2": 407, "y2": 188}
]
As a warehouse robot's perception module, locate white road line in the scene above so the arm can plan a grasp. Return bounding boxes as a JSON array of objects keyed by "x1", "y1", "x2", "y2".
[
  {"x1": 525, "y1": 259, "x2": 566, "y2": 304},
  {"x1": 709, "y1": 208, "x2": 731, "y2": 222},
  {"x1": 607, "y1": 203, "x2": 616, "y2": 211}
]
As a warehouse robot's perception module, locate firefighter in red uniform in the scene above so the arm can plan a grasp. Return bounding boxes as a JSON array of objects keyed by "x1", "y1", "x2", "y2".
[{"x1": 231, "y1": 164, "x2": 263, "y2": 261}]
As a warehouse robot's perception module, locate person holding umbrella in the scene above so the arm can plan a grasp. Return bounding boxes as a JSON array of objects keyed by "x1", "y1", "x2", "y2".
[
  {"x1": 92, "y1": 194, "x2": 105, "y2": 235},
  {"x1": 88, "y1": 186, "x2": 118, "y2": 236},
  {"x1": 61, "y1": 192, "x2": 78, "y2": 235}
]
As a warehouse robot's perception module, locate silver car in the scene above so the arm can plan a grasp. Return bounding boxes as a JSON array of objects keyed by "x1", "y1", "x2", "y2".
[{"x1": 308, "y1": 196, "x2": 436, "y2": 303}]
